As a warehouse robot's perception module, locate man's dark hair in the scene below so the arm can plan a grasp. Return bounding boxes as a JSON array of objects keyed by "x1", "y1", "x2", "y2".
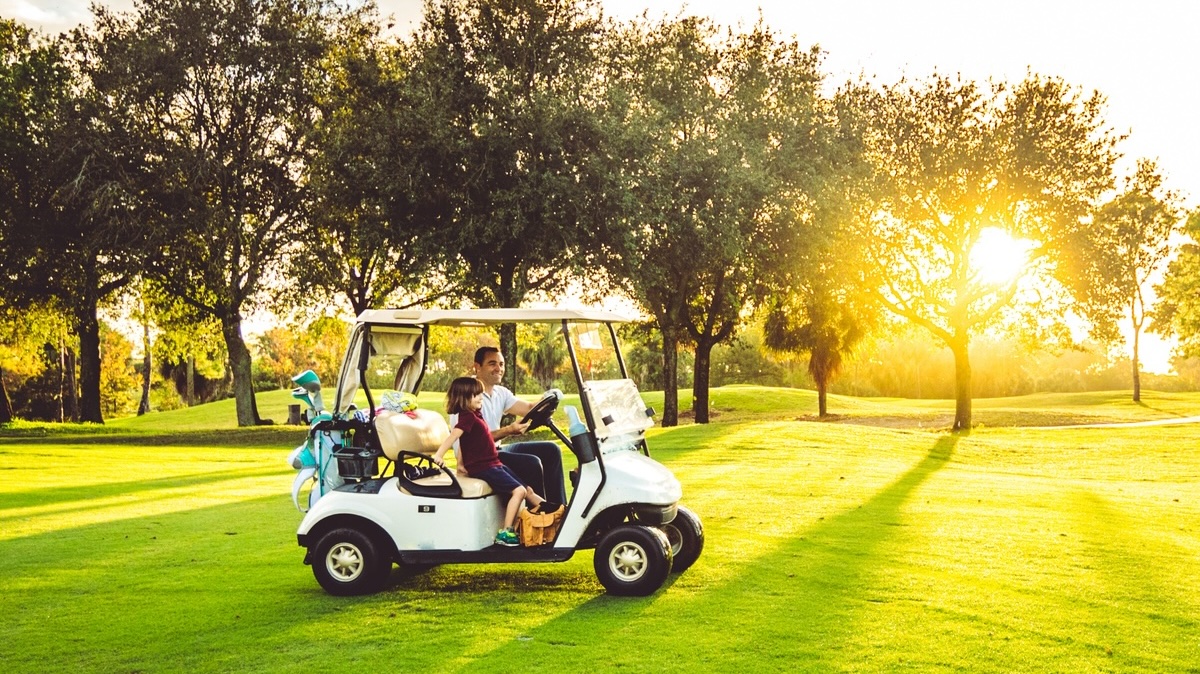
[{"x1": 474, "y1": 345, "x2": 500, "y2": 365}]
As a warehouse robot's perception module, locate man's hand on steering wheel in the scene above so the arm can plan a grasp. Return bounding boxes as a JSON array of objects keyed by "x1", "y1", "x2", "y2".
[
  {"x1": 519, "y1": 393, "x2": 560, "y2": 431},
  {"x1": 504, "y1": 418, "x2": 531, "y2": 436}
]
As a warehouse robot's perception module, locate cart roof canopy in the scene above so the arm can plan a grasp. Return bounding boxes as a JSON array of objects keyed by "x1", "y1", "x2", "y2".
[{"x1": 355, "y1": 308, "x2": 633, "y2": 327}]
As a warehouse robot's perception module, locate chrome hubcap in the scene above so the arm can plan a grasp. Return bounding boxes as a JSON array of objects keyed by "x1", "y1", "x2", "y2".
[
  {"x1": 609, "y1": 541, "x2": 648, "y2": 582},
  {"x1": 326, "y1": 542, "x2": 364, "y2": 582}
]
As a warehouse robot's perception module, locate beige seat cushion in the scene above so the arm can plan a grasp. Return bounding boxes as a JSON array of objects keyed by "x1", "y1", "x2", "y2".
[
  {"x1": 399, "y1": 471, "x2": 493, "y2": 498},
  {"x1": 376, "y1": 409, "x2": 492, "y2": 497}
]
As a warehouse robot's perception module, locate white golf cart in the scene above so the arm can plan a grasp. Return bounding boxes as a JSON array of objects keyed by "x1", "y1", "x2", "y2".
[{"x1": 287, "y1": 308, "x2": 704, "y2": 596}]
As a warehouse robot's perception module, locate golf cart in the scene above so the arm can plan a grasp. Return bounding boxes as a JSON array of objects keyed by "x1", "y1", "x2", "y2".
[{"x1": 286, "y1": 308, "x2": 704, "y2": 596}]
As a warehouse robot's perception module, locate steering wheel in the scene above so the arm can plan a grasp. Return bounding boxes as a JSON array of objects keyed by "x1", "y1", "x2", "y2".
[{"x1": 519, "y1": 394, "x2": 560, "y2": 431}]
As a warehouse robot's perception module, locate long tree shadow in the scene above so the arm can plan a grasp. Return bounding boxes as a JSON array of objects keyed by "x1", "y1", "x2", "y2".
[
  {"x1": 1, "y1": 426, "x2": 307, "y2": 447},
  {"x1": 645, "y1": 421, "x2": 746, "y2": 461},
  {"x1": 1132, "y1": 400, "x2": 1198, "y2": 419},
  {"x1": 0, "y1": 468, "x2": 285, "y2": 515},
  {"x1": 1069, "y1": 491, "x2": 1200, "y2": 668},
  {"x1": 0, "y1": 492, "x2": 377, "y2": 672},
  {"x1": 462, "y1": 435, "x2": 959, "y2": 671}
]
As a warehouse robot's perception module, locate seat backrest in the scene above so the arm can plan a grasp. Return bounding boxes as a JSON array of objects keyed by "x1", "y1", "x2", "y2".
[{"x1": 375, "y1": 408, "x2": 449, "y2": 461}]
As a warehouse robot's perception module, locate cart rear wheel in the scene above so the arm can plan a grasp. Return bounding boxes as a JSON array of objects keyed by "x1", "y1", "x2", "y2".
[
  {"x1": 593, "y1": 525, "x2": 672, "y2": 596},
  {"x1": 311, "y1": 527, "x2": 390, "y2": 596}
]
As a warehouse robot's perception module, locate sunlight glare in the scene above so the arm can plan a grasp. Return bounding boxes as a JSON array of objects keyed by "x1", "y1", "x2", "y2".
[{"x1": 969, "y1": 228, "x2": 1035, "y2": 285}]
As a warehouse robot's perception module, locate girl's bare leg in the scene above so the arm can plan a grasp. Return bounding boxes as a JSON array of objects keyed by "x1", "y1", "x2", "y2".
[{"x1": 504, "y1": 486, "x2": 526, "y2": 529}]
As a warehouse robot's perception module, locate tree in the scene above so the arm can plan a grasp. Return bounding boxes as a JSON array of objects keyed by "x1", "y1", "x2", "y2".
[
  {"x1": 764, "y1": 277, "x2": 870, "y2": 417},
  {"x1": 518, "y1": 322, "x2": 568, "y2": 390},
  {"x1": 294, "y1": 7, "x2": 456, "y2": 314},
  {"x1": 1077, "y1": 160, "x2": 1183, "y2": 401},
  {"x1": 1152, "y1": 209, "x2": 1200, "y2": 359},
  {"x1": 763, "y1": 106, "x2": 874, "y2": 418},
  {"x1": 0, "y1": 20, "x2": 53, "y2": 423},
  {"x1": 598, "y1": 16, "x2": 833, "y2": 424},
  {"x1": 253, "y1": 316, "x2": 349, "y2": 389},
  {"x1": 99, "y1": 323, "x2": 138, "y2": 417},
  {"x1": 149, "y1": 290, "x2": 226, "y2": 407},
  {"x1": 844, "y1": 74, "x2": 1121, "y2": 430},
  {"x1": 2, "y1": 20, "x2": 148, "y2": 424},
  {"x1": 0, "y1": 303, "x2": 68, "y2": 422},
  {"x1": 408, "y1": 0, "x2": 608, "y2": 388},
  {"x1": 91, "y1": 0, "x2": 340, "y2": 425}
]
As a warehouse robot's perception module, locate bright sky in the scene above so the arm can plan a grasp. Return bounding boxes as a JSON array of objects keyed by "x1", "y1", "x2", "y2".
[{"x1": 8, "y1": 0, "x2": 1195, "y2": 372}]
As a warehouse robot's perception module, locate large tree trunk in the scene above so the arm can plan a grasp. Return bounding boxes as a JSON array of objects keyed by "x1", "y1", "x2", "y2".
[
  {"x1": 692, "y1": 336, "x2": 714, "y2": 424},
  {"x1": 661, "y1": 326, "x2": 679, "y2": 427},
  {"x1": 0, "y1": 369, "x2": 13, "y2": 423},
  {"x1": 138, "y1": 308, "x2": 151, "y2": 415},
  {"x1": 60, "y1": 341, "x2": 78, "y2": 422},
  {"x1": 75, "y1": 301, "x2": 103, "y2": 424},
  {"x1": 810, "y1": 352, "x2": 831, "y2": 417},
  {"x1": 186, "y1": 355, "x2": 195, "y2": 407},
  {"x1": 950, "y1": 337, "x2": 972, "y2": 431},
  {"x1": 221, "y1": 313, "x2": 262, "y2": 427},
  {"x1": 1131, "y1": 334, "x2": 1141, "y2": 402},
  {"x1": 57, "y1": 339, "x2": 66, "y2": 423},
  {"x1": 816, "y1": 376, "x2": 828, "y2": 417},
  {"x1": 1131, "y1": 307, "x2": 1142, "y2": 403},
  {"x1": 499, "y1": 322, "x2": 519, "y2": 392}
]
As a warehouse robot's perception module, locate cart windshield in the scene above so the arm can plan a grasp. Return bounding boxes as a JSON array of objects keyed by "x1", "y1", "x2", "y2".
[{"x1": 564, "y1": 322, "x2": 655, "y2": 451}]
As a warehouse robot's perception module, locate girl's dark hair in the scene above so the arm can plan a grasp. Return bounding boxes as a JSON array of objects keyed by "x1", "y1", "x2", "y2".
[{"x1": 445, "y1": 376, "x2": 484, "y2": 414}]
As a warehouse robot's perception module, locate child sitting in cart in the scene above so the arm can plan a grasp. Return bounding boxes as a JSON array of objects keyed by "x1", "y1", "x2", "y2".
[{"x1": 431, "y1": 377, "x2": 548, "y2": 547}]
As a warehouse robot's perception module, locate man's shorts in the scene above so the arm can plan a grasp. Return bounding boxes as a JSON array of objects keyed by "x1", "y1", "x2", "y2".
[{"x1": 473, "y1": 465, "x2": 524, "y2": 495}]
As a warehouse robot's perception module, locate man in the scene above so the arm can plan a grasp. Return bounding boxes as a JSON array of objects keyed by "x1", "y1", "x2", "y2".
[{"x1": 461, "y1": 346, "x2": 567, "y2": 504}]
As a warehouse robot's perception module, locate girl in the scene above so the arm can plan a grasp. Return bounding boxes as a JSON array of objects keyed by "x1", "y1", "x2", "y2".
[{"x1": 432, "y1": 376, "x2": 546, "y2": 547}]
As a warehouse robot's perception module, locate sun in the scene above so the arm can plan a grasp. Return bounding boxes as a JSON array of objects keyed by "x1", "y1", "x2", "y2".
[{"x1": 969, "y1": 228, "x2": 1036, "y2": 285}]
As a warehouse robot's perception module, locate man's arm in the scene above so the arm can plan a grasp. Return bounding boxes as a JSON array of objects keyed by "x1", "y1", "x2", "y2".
[{"x1": 487, "y1": 399, "x2": 532, "y2": 440}]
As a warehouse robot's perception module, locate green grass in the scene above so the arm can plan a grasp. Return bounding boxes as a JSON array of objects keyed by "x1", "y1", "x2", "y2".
[{"x1": 2, "y1": 386, "x2": 1198, "y2": 672}]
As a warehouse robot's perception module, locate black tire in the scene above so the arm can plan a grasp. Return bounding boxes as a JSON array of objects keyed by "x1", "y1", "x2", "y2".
[
  {"x1": 311, "y1": 527, "x2": 390, "y2": 596},
  {"x1": 660, "y1": 505, "x2": 704, "y2": 573},
  {"x1": 593, "y1": 525, "x2": 672, "y2": 596}
]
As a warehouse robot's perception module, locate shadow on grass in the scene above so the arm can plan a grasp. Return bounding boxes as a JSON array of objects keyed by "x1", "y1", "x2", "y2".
[
  {"x1": 646, "y1": 422, "x2": 742, "y2": 461},
  {"x1": 1133, "y1": 400, "x2": 1192, "y2": 418},
  {"x1": 0, "y1": 467, "x2": 285, "y2": 515},
  {"x1": 1071, "y1": 491, "x2": 1200, "y2": 669},
  {"x1": 463, "y1": 435, "x2": 958, "y2": 670},
  {"x1": 0, "y1": 492, "x2": 381, "y2": 672},
  {"x1": 0, "y1": 426, "x2": 307, "y2": 447}
]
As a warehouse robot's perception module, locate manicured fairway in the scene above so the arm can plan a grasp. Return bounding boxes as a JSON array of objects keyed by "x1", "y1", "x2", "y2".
[{"x1": 1, "y1": 389, "x2": 1197, "y2": 672}]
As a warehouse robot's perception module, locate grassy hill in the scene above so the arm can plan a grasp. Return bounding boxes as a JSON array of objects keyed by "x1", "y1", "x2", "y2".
[{"x1": 1, "y1": 386, "x2": 1197, "y2": 672}]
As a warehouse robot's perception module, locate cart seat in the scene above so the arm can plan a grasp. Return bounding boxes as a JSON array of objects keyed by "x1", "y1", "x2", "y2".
[{"x1": 375, "y1": 409, "x2": 492, "y2": 498}]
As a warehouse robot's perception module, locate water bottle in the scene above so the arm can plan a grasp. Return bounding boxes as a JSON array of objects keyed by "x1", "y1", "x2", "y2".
[{"x1": 565, "y1": 405, "x2": 597, "y2": 464}]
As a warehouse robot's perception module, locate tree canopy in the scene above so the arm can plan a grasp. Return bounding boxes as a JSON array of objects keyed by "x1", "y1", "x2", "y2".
[
  {"x1": 598, "y1": 16, "x2": 837, "y2": 424},
  {"x1": 1078, "y1": 160, "x2": 1184, "y2": 401},
  {"x1": 1153, "y1": 209, "x2": 1200, "y2": 359},
  {"x1": 296, "y1": 7, "x2": 456, "y2": 315},
  {"x1": 89, "y1": 0, "x2": 340, "y2": 425},
  {"x1": 4, "y1": 3, "x2": 1190, "y2": 425},
  {"x1": 406, "y1": 0, "x2": 609, "y2": 389},
  {"x1": 843, "y1": 73, "x2": 1121, "y2": 429}
]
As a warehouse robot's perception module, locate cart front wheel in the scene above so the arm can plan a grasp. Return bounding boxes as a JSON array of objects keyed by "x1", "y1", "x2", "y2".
[
  {"x1": 660, "y1": 505, "x2": 704, "y2": 573},
  {"x1": 594, "y1": 525, "x2": 672, "y2": 596}
]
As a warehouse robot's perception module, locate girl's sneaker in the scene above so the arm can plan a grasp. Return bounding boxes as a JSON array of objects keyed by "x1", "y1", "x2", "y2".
[{"x1": 495, "y1": 528, "x2": 519, "y2": 547}]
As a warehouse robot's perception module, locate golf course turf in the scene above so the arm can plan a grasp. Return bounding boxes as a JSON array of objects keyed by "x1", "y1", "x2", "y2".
[{"x1": 1, "y1": 387, "x2": 1197, "y2": 672}]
